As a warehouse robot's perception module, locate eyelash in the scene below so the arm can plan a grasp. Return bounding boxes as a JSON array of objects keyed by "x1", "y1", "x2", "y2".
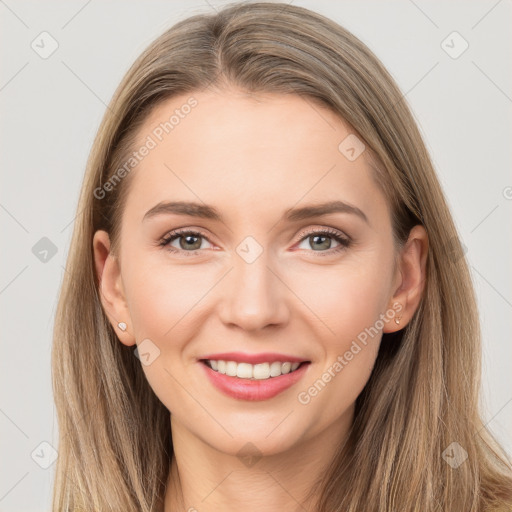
[{"x1": 158, "y1": 227, "x2": 351, "y2": 257}]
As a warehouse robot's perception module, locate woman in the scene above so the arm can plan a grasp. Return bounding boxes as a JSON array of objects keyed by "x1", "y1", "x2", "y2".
[{"x1": 51, "y1": 2, "x2": 512, "y2": 511}]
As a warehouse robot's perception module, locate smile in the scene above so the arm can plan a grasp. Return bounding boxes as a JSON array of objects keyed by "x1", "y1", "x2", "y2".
[
  {"x1": 203, "y1": 359, "x2": 304, "y2": 380},
  {"x1": 199, "y1": 359, "x2": 311, "y2": 401}
]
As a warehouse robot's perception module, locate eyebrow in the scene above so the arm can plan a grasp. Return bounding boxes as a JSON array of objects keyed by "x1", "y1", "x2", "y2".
[{"x1": 142, "y1": 200, "x2": 369, "y2": 225}]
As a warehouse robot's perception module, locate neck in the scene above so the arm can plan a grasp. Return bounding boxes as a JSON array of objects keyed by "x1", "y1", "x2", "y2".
[{"x1": 164, "y1": 408, "x2": 354, "y2": 512}]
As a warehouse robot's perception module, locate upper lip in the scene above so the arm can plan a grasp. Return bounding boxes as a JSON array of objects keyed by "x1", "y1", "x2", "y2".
[{"x1": 199, "y1": 352, "x2": 310, "y2": 364}]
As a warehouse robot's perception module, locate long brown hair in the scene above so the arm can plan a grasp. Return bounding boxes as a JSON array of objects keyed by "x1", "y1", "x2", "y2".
[{"x1": 51, "y1": 2, "x2": 512, "y2": 510}]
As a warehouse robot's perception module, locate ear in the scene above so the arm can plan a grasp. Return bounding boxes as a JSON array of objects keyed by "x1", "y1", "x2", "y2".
[
  {"x1": 92, "y1": 230, "x2": 136, "y2": 346},
  {"x1": 383, "y1": 224, "x2": 429, "y2": 333}
]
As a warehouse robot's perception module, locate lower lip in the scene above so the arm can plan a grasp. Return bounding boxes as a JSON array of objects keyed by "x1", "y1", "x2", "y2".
[{"x1": 199, "y1": 361, "x2": 311, "y2": 401}]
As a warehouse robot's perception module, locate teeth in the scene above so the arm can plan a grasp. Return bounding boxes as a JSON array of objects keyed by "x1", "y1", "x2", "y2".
[{"x1": 206, "y1": 360, "x2": 302, "y2": 380}]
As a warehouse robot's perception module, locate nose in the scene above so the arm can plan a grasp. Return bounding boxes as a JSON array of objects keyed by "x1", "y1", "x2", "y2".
[{"x1": 217, "y1": 249, "x2": 290, "y2": 332}]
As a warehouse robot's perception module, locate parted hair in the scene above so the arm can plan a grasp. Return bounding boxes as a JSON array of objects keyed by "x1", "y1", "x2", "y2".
[{"x1": 51, "y1": 2, "x2": 512, "y2": 510}]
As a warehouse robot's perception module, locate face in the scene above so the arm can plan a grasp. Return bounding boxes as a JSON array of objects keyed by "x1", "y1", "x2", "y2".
[{"x1": 94, "y1": 88, "x2": 406, "y2": 457}]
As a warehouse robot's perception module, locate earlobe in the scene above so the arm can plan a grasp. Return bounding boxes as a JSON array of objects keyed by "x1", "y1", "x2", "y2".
[
  {"x1": 92, "y1": 230, "x2": 136, "y2": 346},
  {"x1": 383, "y1": 225, "x2": 429, "y2": 333}
]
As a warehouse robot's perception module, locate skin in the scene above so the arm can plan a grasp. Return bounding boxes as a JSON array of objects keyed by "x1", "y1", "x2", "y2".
[{"x1": 93, "y1": 88, "x2": 428, "y2": 511}]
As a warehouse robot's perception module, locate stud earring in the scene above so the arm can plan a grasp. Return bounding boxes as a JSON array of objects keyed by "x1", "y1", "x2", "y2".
[
  {"x1": 394, "y1": 315, "x2": 402, "y2": 325},
  {"x1": 118, "y1": 322, "x2": 127, "y2": 331}
]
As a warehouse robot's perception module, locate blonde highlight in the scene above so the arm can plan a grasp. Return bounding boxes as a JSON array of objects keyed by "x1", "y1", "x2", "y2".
[{"x1": 51, "y1": 2, "x2": 512, "y2": 511}]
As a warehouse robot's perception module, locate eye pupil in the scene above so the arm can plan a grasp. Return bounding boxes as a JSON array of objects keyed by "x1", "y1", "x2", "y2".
[
  {"x1": 310, "y1": 234, "x2": 331, "y2": 251},
  {"x1": 180, "y1": 234, "x2": 202, "y2": 250}
]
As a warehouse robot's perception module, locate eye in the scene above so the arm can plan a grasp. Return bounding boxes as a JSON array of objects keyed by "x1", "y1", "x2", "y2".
[
  {"x1": 295, "y1": 227, "x2": 351, "y2": 255},
  {"x1": 159, "y1": 227, "x2": 351, "y2": 257},
  {"x1": 159, "y1": 229, "x2": 214, "y2": 256}
]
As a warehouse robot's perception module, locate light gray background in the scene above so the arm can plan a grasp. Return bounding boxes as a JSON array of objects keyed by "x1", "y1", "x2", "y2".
[{"x1": 1, "y1": 1, "x2": 511, "y2": 510}]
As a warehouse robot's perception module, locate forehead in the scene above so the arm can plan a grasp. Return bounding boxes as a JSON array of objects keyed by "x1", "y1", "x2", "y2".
[{"x1": 122, "y1": 89, "x2": 389, "y2": 229}]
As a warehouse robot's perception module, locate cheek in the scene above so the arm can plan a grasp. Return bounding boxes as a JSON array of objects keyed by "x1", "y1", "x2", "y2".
[
  {"x1": 291, "y1": 261, "x2": 389, "y2": 345},
  {"x1": 123, "y1": 255, "x2": 211, "y2": 340},
  {"x1": 309, "y1": 278, "x2": 383, "y2": 386},
  {"x1": 295, "y1": 273, "x2": 384, "y2": 433},
  {"x1": 121, "y1": 258, "x2": 209, "y2": 411},
  {"x1": 291, "y1": 263, "x2": 387, "y2": 412}
]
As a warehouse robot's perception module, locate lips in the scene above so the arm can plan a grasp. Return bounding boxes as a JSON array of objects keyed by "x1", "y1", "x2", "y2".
[
  {"x1": 200, "y1": 359, "x2": 311, "y2": 401},
  {"x1": 198, "y1": 351, "x2": 309, "y2": 365}
]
